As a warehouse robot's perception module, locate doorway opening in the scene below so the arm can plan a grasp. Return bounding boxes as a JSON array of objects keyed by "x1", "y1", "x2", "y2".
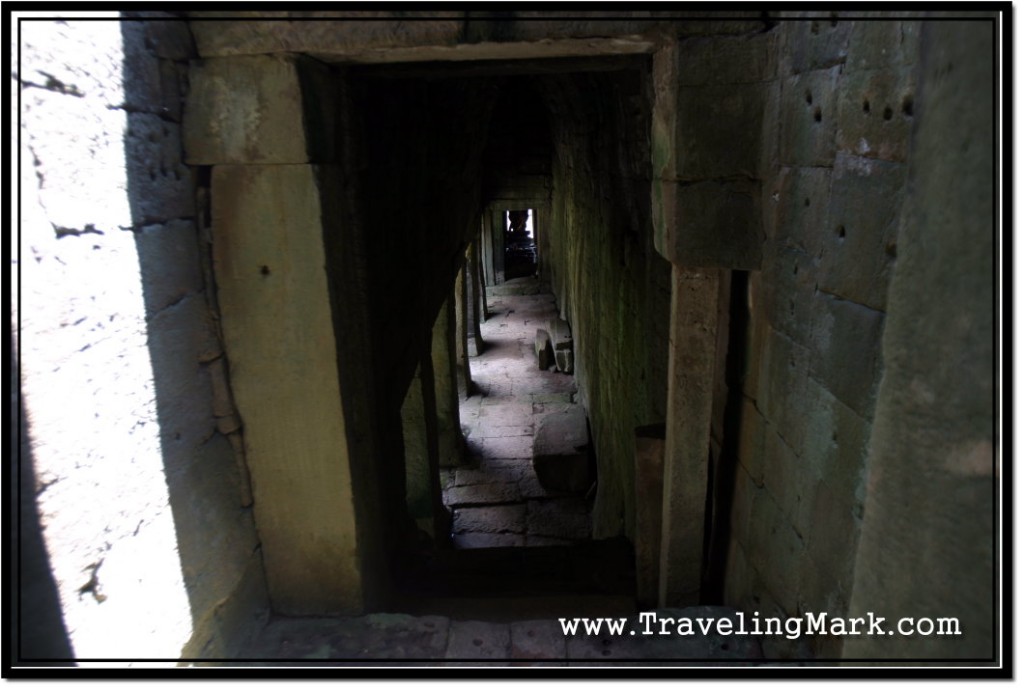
[{"x1": 503, "y1": 209, "x2": 537, "y2": 279}]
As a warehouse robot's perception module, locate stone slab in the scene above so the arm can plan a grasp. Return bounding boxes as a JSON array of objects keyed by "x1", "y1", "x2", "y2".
[
  {"x1": 452, "y1": 504, "x2": 526, "y2": 535},
  {"x1": 532, "y1": 404, "x2": 593, "y2": 493}
]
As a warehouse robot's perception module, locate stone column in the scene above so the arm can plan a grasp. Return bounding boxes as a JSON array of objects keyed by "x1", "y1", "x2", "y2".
[
  {"x1": 401, "y1": 356, "x2": 448, "y2": 543},
  {"x1": 188, "y1": 54, "x2": 366, "y2": 615},
  {"x1": 431, "y1": 295, "x2": 463, "y2": 468},
  {"x1": 649, "y1": 34, "x2": 774, "y2": 608},
  {"x1": 454, "y1": 257, "x2": 473, "y2": 397},
  {"x1": 467, "y1": 243, "x2": 485, "y2": 356},
  {"x1": 658, "y1": 268, "x2": 723, "y2": 607}
]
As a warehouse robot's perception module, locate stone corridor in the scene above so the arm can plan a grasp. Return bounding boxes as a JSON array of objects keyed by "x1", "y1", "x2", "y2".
[{"x1": 445, "y1": 277, "x2": 592, "y2": 548}]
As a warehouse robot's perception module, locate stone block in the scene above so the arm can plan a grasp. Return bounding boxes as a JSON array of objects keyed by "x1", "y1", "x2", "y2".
[
  {"x1": 802, "y1": 378, "x2": 871, "y2": 511},
  {"x1": 133, "y1": 219, "x2": 204, "y2": 315},
  {"x1": 677, "y1": 82, "x2": 768, "y2": 181},
  {"x1": 122, "y1": 112, "x2": 196, "y2": 224},
  {"x1": 184, "y1": 54, "x2": 339, "y2": 164},
  {"x1": 761, "y1": 242, "x2": 818, "y2": 349},
  {"x1": 444, "y1": 482, "x2": 521, "y2": 507},
  {"x1": 779, "y1": 67, "x2": 840, "y2": 166},
  {"x1": 771, "y1": 166, "x2": 832, "y2": 254},
  {"x1": 836, "y1": 68, "x2": 916, "y2": 162},
  {"x1": 548, "y1": 318, "x2": 572, "y2": 349},
  {"x1": 535, "y1": 328, "x2": 554, "y2": 370},
  {"x1": 808, "y1": 293, "x2": 885, "y2": 420},
  {"x1": 533, "y1": 405, "x2": 593, "y2": 493},
  {"x1": 211, "y1": 163, "x2": 363, "y2": 615},
  {"x1": 452, "y1": 504, "x2": 526, "y2": 535},
  {"x1": 452, "y1": 532, "x2": 524, "y2": 549},
  {"x1": 818, "y1": 154, "x2": 904, "y2": 311},
  {"x1": 846, "y1": 20, "x2": 921, "y2": 71},
  {"x1": 190, "y1": 16, "x2": 464, "y2": 60},
  {"x1": 526, "y1": 498, "x2": 591, "y2": 541},
  {"x1": 757, "y1": 326, "x2": 810, "y2": 453},
  {"x1": 654, "y1": 178, "x2": 764, "y2": 269},
  {"x1": 677, "y1": 32, "x2": 778, "y2": 85},
  {"x1": 144, "y1": 20, "x2": 196, "y2": 60},
  {"x1": 554, "y1": 348, "x2": 574, "y2": 374},
  {"x1": 785, "y1": 17, "x2": 853, "y2": 73}
]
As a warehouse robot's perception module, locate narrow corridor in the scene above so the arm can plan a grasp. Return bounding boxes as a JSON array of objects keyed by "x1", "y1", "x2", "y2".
[{"x1": 444, "y1": 277, "x2": 592, "y2": 549}]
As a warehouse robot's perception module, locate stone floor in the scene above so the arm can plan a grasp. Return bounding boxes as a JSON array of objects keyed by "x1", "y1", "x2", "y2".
[
  {"x1": 235, "y1": 606, "x2": 764, "y2": 666},
  {"x1": 445, "y1": 277, "x2": 591, "y2": 549}
]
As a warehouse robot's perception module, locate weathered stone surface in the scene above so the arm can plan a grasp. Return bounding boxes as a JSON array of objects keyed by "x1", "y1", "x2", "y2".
[
  {"x1": 757, "y1": 325, "x2": 811, "y2": 453},
  {"x1": 535, "y1": 328, "x2": 554, "y2": 370},
  {"x1": 565, "y1": 606, "x2": 762, "y2": 661},
  {"x1": 554, "y1": 348, "x2": 574, "y2": 374},
  {"x1": 547, "y1": 317, "x2": 572, "y2": 350},
  {"x1": 770, "y1": 166, "x2": 831, "y2": 254},
  {"x1": 845, "y1": 20, "x2": 921, "y2": 72},
  {"x1": 527, "y1": 498, "x2": 591, "y2": 541},
  {"x1": 808, "y1": 293, "x2": 885, "y2": 420},
  {"x1": 511, "y1": 619, "x2": 568, "y2": 660},
  {"x1": 655, "y1": 178, "x2": 764, "y2": 269},
  {"x1": 778, "y1": 66, "x2": 840, "y2": 166},
  {"x1": 819, "y1": 153, "x2": 903, "y2": 310},
  {"x1": 846, "y1": 23, "x2": 993, "y2": 660},
  {"x1": 444, "y1": 482, "x2": 521, "y2": 507},
  {"x1": 836, "y1": 68, "x2": 915, "y2": 163},
  {"x1": 452, "y1": 504, "x2": 526, "y2": 535},
  {"x1": 677, "y1": 82, "x2": 768, "y2": 180},
  {"x1": 532, "y1": 405, "x2": 592, "y2": 493},
  {"x1": 445, "y1": 620, "x2": 510, "y2": 660},
  {"x1": 785, "y1": 17, "x2": 853, "y2": 73},
  {"x1": 133, "y1": 219, "x2": 203, "y2": 315},
  {"x1": 212, "y1": 163, "x2": 363, "y2": 615},
  {"x1": 184, "y1": 54, "x2": 338, "y2": 164},
  {"x1": 677, "y1": 32, "x2": 778, "y2": 85}
]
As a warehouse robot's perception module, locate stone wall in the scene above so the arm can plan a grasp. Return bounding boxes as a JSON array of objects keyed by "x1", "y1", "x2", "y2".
[
  {"x1": 16, "y1": 15, "x2": 267, "y2": 659},
  {"x1": 722, "y1": 16, "x2": 922, "y2": 658},
  {"x1": 540, "y1": 67, "x2": 672, "y2": 540}
]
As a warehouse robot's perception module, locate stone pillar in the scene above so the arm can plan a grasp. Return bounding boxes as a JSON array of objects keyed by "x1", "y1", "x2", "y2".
[
  {"x1": 492, "y1": 208, "x2": 506, "y2": 284},
  {"x1": 472, "y1": 229, "x2": 489, "y2": 322},
  {"x1": 454, "y1": 258, "x2": 473, "y2": 397},
  {"x1": 467, "y1": 243, "x2": 485, "y2": 356},
  {"x1": 431, "y1": 295, "x2": 463, "y2": 468},
  {"x1": 481, "y1": 211, "x2": 496, "y2": 287},
  {"x1": 401, "y1": 357, "x2": 447, "y2": 542},
  {"x1": 844, "y1": 20, "x2": 994, "y2": 660},
  {"x1": 186, "y1": 54, "x2": 364, "y2": 615},
  {"x1": 658, "y1": 268, "x2": 723, "y2": 607},
  {"x1": 210, "y1": 164, "x2": 363, "y2": 615}
]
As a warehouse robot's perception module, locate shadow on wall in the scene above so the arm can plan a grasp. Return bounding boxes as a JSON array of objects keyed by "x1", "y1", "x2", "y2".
[
  {"x1": 15, "y1": 328, "x2": 75, "y2": 664},
  {"x1": 117, "y1": 16, "x2": 265, "y2": 657}
]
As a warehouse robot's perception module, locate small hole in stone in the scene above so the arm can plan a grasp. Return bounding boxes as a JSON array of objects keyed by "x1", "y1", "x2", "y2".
[
  {"x1": 472, "y1": 638, "x2": 483, "y2": 647},
  {"x1": 721, "y1": 643, "x2": 730, "y2": 651},
  {"x1": 805, "y1": 90, "x2": 813, "y2": 105},
  {"x1": 260, "y1": 265, "x2": 271, "y2": 276},
  {"x1": 902, "y1": 96, "x2": 914, "y2": 117},
  {"x1": 810, "y1": 21, "x2": 820, "y2": 34},
  {"x1": 883, "y1": 106, "x2": 894, "y2": 120},
  {"x1": 813, "y1": 107, "x2": 822, "y2": 122},
  {"x1": 886, "y1": 242, "x2": 898, "y2": 258},
  {"x1": 793, "y1": 263, "x2": 799, "y2": 275},
  {"x1": 837, "y1": 225, "x2": 846, "y2": 239},
  {"x1": 789, "y1": 300, "x2": 795, "y2": 315},
  {"x1": 804, "y1": 198, "x2": 811, "y2": 207},
  {"x1": 863, "y1": 99, "x2": 871, "y2": 114}
]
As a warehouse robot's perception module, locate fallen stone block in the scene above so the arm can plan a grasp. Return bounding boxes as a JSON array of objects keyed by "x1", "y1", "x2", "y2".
[
  {"x1": 532, "y1": 404, "x2": 593, "y2": 493},
  {"x1": 554, "y1": 348, "x2": 574, "y2": 374},
  {"x1": 535, "y1": 329, "x2": 554, "y2": 370}
]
